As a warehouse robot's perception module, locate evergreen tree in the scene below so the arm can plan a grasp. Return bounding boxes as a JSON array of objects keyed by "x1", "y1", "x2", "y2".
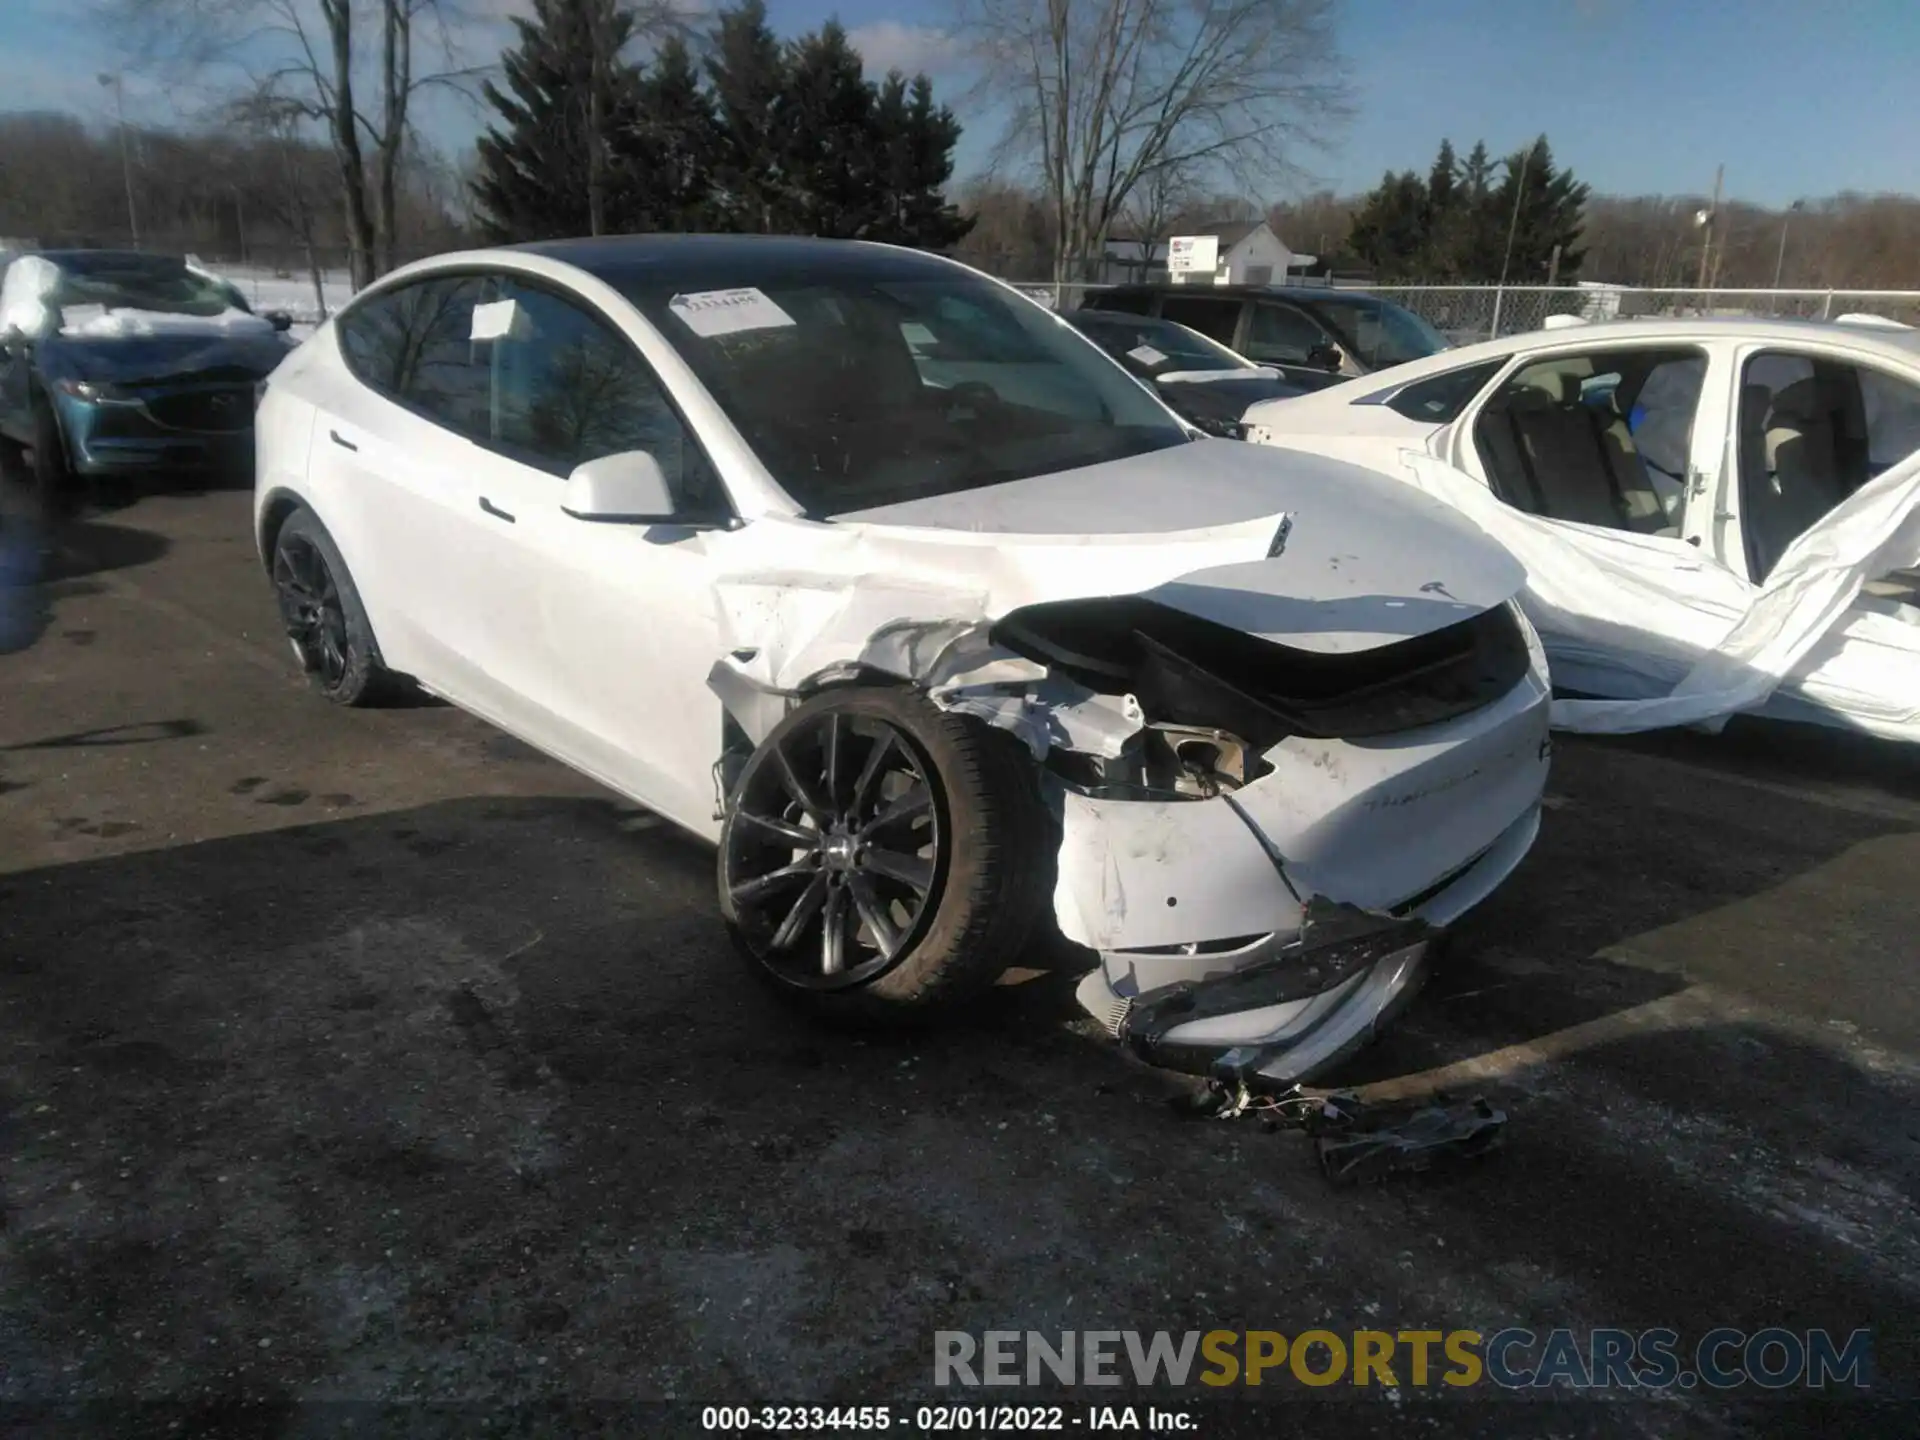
[
  {"x1": 471, "y1": 0, "x2": 646, "y2": 242},
  {"x1": 626, "y1": 36, "x2": 720, "y2": 232},
  {"x1": 870, "y1": 73, "x2": 974, "y2": 250},
  {"x1": 704, "y1": 0, "x2": 791, "y2": 232},
  {"x1": 1456, "y1": 140, "x2": 1504, "y2": 278},
  {"x1": 1346, "y1": 134, "x2": 1588, "y2": 283},
  {"x1": 775, "y1": 22, "x2": 881, "y2": 238},
  {"x1": 1494, "y1": 136, "x2": 1589, "y2": 283},
  {"x1": 1347, "y1": 170, "x2": 1431, "y2": 280}
]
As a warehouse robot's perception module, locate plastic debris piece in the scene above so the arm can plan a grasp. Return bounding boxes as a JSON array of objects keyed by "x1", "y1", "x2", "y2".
[
  {"x1": 1313, "y1": 1096, "x2": 1506, "y2": 1185},
  {"x1": 1193, "y1": 1077, "x2": 1507, "y2": 1184}
]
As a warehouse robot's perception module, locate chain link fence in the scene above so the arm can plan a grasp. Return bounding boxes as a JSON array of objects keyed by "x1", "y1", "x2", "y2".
[{"x1": 1351, "y1": 285, "x2": 1920, "y2": 344}]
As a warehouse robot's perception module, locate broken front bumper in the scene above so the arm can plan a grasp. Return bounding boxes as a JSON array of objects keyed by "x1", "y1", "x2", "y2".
[
  {"x1": 1058, "y1": 653, "x2": 1551, "y2": 1084},
  {"x1": 1080, "y1": 806, "x2": 1538, "y2": 1084}
]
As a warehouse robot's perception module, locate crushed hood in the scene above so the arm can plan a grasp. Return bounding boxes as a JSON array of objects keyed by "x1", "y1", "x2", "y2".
[
  {"x1": 712, "y1": 440, "x2": 1526, "y2": 715},
  {"x1": 830, "y1": 440, "x2": 1524, "y2": 654}
]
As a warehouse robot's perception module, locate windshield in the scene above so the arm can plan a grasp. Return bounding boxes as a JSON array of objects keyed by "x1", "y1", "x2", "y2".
[
  {"x1": 1068, "y1": 311, "x2": 1256, "y2": 374},
  {"x1": 1309, "y1": 295, "x2": 1449, "y2": 369},
  {"x1": 49, "y1": 253, "x2": 244, "y2": 318},
  {"x1": 618, "y1": 272, "x2": 1190, "y2": 515}
]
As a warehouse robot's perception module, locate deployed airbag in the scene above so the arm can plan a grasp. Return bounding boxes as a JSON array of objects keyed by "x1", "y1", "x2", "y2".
[{"x1": 1394, "y1": 448, "x2": 1920, "y2": 736}]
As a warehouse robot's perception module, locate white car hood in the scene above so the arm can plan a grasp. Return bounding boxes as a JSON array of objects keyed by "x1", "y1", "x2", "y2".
[
  {"x1": 833, "y1": 438, "x2": 1521, "y2": 648},
  {"x1": 712, "y1": 440, "x2": 1525, "y2": 714}
]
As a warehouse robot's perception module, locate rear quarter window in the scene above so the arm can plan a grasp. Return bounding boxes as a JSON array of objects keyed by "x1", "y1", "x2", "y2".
[{"x1": 1363, "y1": 360, "x2": 1504, "y2": 422}]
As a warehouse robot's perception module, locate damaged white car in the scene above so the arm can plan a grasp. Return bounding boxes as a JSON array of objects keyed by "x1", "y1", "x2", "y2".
[
  {"x1": 1243, "y1": 317, "x2": 1920, "y2": 740},
  {"x1": 253, "y1": 237, "x2": 1552, "y2": 1082}
]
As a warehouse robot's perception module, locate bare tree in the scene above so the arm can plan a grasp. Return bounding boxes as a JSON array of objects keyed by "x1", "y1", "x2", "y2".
[
  {"x1": 954, "y1": 0, "x2": 1350, "y2": 284},
  {"x1": 230, "y1": 92, "x2": 335, "y2": 316},
  {"x1": 106, "y1": 0, "x2": 483, "y2": 287}
]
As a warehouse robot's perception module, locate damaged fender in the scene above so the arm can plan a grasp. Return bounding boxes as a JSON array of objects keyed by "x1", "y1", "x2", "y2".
[{"x1": 703, "y1": 508, "x2": 1295, "y2": 747}]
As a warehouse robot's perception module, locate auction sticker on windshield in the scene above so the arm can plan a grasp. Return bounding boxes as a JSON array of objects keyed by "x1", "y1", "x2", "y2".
[
  {"x1": 1127, "y1": 345, "x2": 1168, "y2": 367},
  {"x1": 669, "y1": 287, "x2": 796, "y2": 338}
]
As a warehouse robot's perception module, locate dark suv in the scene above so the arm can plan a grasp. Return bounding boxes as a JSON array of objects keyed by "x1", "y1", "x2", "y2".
[{"x1": 1079, "y1": 283, "x2": 1451, "y2": 392}]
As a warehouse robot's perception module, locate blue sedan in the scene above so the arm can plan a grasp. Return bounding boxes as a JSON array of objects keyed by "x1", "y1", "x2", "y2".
[{"x1": 0, "y1": 249, "x2": 296, "y2": 508}]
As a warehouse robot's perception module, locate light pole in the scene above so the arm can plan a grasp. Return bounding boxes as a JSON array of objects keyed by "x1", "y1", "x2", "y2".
[
  {"x1": 1773, "y1": 199, "x2": 1805, "y2": 289},
  {"x1": 97, "y1": 73, "x2": 139, "y2": 249},
  {"x1": 1489, "y1": 149, "x2": 1531, "y2": 340}
]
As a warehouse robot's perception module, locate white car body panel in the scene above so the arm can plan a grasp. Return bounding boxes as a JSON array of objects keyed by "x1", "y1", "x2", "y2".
[
  {"x1": 1243, "y1": 317, "x2": 1920, "y2": 741},
  {"x1": 255, "y1": 241, "x2": 1556, "y2": 1082}
]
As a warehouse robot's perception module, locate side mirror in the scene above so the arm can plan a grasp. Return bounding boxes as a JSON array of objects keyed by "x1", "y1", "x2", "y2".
[
  {"x1": 265, "y1": 311, "x2": 294, "y2": 333},
  {"x1": 562, "y1": 450, "x2": 676, "y2": 523}
]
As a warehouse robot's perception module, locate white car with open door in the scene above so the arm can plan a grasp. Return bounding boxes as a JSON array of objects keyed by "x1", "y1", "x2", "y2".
[
  {"x1": 253, "y1": 236, "x2": 1553, "y2": 1085},
  {"x1": 1242, "y1": 317, "x2": 1920, "y2": 741}
]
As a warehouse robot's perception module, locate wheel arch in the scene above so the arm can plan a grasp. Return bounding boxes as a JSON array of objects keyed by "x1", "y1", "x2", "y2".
[
  {"x1": 259, "y1": 493, "x2": 394, "y2": 673},
  {"x1": 255, "y1": 486, "x2": 309, "y2": 572}
]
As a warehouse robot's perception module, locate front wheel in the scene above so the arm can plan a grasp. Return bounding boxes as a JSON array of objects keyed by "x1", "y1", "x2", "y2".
[{"x1": 718, "y1": 686, "x2": 1053, "y2": 1023}]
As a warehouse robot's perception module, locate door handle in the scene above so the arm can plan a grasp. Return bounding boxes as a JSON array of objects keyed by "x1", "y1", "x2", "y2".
[
  {"x1": 478, "y1": 496, "x2": 516, "y2": 523},
  {"x1": 329, "y1": 429, "x2": 358, "y2": 452}
]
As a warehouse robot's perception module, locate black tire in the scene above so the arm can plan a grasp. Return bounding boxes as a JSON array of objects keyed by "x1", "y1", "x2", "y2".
[
  {"x1": 718, "y1": 685, "x2": 1054, "y2": 1024},
  {"x1": 270, "y1": 505, "x2": 391, "y2": 707},
  {"x1": 28, "y1": 391, "x2": 75, "y2": 517}
]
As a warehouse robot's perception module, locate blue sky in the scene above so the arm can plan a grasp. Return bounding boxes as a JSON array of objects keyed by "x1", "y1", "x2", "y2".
[{"x1": 4, "y1": 0, "x2": 1917, "y2": 206}]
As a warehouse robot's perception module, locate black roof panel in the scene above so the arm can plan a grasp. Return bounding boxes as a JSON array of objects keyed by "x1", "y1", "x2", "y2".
[{"x1": 509, "y1": 234, "x2": 960, "y2": 291}]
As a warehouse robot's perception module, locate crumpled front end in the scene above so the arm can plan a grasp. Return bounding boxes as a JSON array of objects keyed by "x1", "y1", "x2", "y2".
[
  {"x1": 703, "y1": 476, "x2": 1550, "y2": 1082},
  {"x1": 1050, "y1": 608, "x2": 1550, "y2": 1083}
]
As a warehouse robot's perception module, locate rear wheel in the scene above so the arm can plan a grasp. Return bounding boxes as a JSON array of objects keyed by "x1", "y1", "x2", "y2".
[
  {"x1": 270, "y1": 506, "x2": 391, "y2": 707},
  {"x1": 719, "y1": 686, "x2": 1053, "y2": 1023}
]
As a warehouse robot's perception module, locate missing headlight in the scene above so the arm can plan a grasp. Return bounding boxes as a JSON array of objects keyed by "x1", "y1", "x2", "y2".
[{"x1": 1044, "y1": 721, "x2": 1269, "y2": 801}]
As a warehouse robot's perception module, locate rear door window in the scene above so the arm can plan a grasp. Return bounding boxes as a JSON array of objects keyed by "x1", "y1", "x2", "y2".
[
  {"x1": 1083, "y1": 290, "x2": 1153, "y2": 316},
  {"x1": 336, "y1": 275, "x2": 496, "y2": 440},
  {"x1": 1243, "y1": 301, "x2": 1334, "y2": 365},
  {"x1": 1157, "y1": 295, "x2": 1242, "y2": 347}
]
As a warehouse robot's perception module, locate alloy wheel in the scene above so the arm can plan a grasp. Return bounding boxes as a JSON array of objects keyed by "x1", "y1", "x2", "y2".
[
  {"x1": 724, "y1": 711, "x2": 945, "y2": 990},
  {"x1": 273, "y1": 534, "x2": 350, "y2": 690}
]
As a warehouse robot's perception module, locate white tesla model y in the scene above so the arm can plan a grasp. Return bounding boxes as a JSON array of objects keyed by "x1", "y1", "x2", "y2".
[{"x1": 253, "y1": 236, "x2": 1553, "y2": 1084}]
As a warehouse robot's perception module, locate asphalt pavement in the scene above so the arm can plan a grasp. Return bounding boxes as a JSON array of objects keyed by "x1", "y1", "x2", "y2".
[{"x1": 2, "y1": 475, "x2": 1917, "y2": 1437}]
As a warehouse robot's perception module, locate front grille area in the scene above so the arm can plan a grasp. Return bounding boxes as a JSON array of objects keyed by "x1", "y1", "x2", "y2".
[
  {"x1": 142, "y1": 388, "x2": 254, "y2": 433},
  {"x1": 994, "y1": 598, "x2": 1533, "y2": 749}
]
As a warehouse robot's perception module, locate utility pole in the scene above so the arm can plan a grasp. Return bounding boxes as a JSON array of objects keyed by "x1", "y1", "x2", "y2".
[
  {"x1": 98, "y1": 73, "x2": 139, "y2": 248},
  {"x1": 1772, "y1": 198, "x2": 1804, "y2": 289},
  {"x1": 586, "y1": 0, "x2": 606, "y2": 237},
  {"x1": 1693, "y1": 163, "x2": 1723, "y2": 310}
]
